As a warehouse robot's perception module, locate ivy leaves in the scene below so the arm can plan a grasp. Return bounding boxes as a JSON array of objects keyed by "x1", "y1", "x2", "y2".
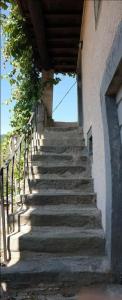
[
  {"x1": 0, "y1": 1, "x2": 9, "y2": 10},
  {"x1": 2, "y1": 1, "x2": 41, "y2": 134}
]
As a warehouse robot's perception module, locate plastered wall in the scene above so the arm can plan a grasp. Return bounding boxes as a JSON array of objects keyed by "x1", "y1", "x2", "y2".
[{"x1": 81, "y1": 0, "x2": 122, "y2": 229}]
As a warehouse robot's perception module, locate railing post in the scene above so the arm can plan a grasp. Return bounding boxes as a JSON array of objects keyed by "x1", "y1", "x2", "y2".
[
  {"x1": 11, "y1": 156, "x2": 15, "y2": 214},
  {"x1": 35, "y1": 105, "x2": 38, "y2": 150},
  {"x1": 19, "y1": 143, "x2": 21, "y2": 195},
  {"x1": 23, "y1": 136, "x2": 27, "y2": 196},
  {"x1": 6, "y1": 164, "x2": 9, "y2": 234},
  {"x1": 0, "y1": 168, "x2": 7, "y2": 264}
]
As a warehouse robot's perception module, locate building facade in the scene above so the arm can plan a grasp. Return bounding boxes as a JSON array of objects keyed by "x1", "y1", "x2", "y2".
[{"x1": 77, "y1": 0, "x2": 122, "y2": 274}]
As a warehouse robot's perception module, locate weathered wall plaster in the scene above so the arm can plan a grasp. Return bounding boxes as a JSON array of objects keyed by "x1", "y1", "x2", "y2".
[{"x1": 81, "y1": 0, "x2": 122, "y2": 229}]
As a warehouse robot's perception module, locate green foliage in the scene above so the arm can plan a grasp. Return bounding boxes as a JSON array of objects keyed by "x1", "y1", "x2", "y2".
[
  {"x1": 0, "y1": 133, "x2": 12, "y2": 166},
  {"x1": 1, "y1": 1, "x2": 41, "y2": 134},
  {"x1": 0, "y1": 0, "x2": 10, "y2": 10},
  {"x1": 0, "y1": 0, "x2": 13, "y2": 24}
]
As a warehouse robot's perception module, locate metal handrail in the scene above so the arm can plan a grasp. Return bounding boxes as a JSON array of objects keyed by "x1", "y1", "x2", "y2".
[
  {"x1": 1, "y1": 112, "x2": 35, "y2": 171},
  {"x1": 0, "y1": 100, "x2": 48, "y2": 264}
]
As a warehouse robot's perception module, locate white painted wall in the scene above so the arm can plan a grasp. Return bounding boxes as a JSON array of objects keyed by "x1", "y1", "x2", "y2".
[{"x1": 81, "y1": 0, "x2": 122, "y2": 229}]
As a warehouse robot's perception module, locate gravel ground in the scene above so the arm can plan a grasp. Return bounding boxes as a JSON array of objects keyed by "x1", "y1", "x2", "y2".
[{"x1": 1, "y1": 284, "x2": 122, "y2": 300}]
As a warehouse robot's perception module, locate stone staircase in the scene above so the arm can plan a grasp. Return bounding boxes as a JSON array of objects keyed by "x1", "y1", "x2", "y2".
[{"x1": 1, "y1": 123, "x2": 111, "y2": 292}]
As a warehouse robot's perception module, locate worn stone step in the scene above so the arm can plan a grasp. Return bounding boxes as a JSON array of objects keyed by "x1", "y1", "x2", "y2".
[
  {"x1": 1, "y1": 253, "x2": 110, "y2": 289},
  {"x1": 29, "y1": 146, "x2": 87, "y2": 158},
  {"x1": 43, "y1": 129, "x2": 83, "y2": 139},
  {"x1": 38, "y1": 145, "x2": 86, "y2": 155},
  {"x1": 24, "y1": 192, "x2": 96, "y2": 206},
  {"x1": 29, "y1": 165, "x2": 90, "y2": 179},
  {"x1": 30, "y1": 154, "x2": 88, "y2": 166},
  {"x1": 9, "y1": 227, "x2": 105, "y2": 255},
  {"x1": 45, "y1": 125, "x2": 80, "y2": 132},
  {"x1": 13, "y1": 205, "x2": 101, "y2": 228},
  {"x1": 39, "y1": 137, "x2": 85, "y2": 147},
  {"x1": 54, "y1": 122, "x2": 79, "y2": 128},
  {"x1": 43, "y1": 131, "x2": 83, "y2": 138},
  {"x1": 28, "y1": 178, "x2": 93, "y2": 193},
  {"x1": 29, "y1": 160, "x2": 88, "y2": 168}
]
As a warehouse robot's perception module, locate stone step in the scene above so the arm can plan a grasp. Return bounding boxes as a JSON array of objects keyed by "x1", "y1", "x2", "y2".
[
  {"x1": 46, "y1": 125, "x2": 80, "y2": 131},
  {"x1": 24, "y1": 192, "x2": 96, "y2": 206},
  {"x1": 29, "y1": 165, "x2": 90, "y2": 179},
  {"x1": 29, "y1": 146, "x2": 87, "y2": 158},
  {"x1": 1, "y1": 253, "x2": 110, "y2": 289},
  {"x1": 38, "y1": 145, "x2": 86, "y2": 155},
  {"x1": 54, "y1": 122, "x2": 78, "y2": 128},
  {"x1": 39, "y1": 137, "x2": 85, "y2": 147},
  {"x1": 28, "y1": 178, "x2": 93, "y2": 193},
  {"x1": 30, "y1": 154, "x2": 88, "y2": 166},
  {"x1": 43, "y1": 129, "x2": 83, "y2": 139},
  {"x1": 13, "y1": 205, "x2": 101, "y2": 228},
  {"x1": 43, "y1": 129, "x2": 83, "y2": 136},
  {"x1": 9, "y1": 227, "x2": 105, "y2": 255},
  {"x1": 29, "y1": 160, "x2": 89, "y2": 168}
]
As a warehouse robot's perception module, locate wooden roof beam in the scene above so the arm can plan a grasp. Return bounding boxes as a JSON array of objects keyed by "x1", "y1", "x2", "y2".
[
  {"x1": 45, "y1": 13, "x2": 81, "y2": 26},
  {"x1": 47, "y1": 38, "x2": 79, "y2": 48},
  {"x1": 41, "y1": 0, "x2": 83, "y2": 13},
  {"x1": 49, "y1": 48, "x2": 78, "y2": 56},
  {"x1": 27, "y1": 0, "x2": 51, "y2": 69},
  {"x1": 53, "y1": 57, "x2": 77, "y2": 62},
  {"x1": 47, "y1": 27, "x2": 80, "y2": 38},
  {"x1": 55, "y1": 66, "x2": 76, "y2": 72}
]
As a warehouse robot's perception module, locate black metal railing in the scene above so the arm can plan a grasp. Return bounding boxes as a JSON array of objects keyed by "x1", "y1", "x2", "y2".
[{"x1": 0, "y1": 100, "x2": 48, "y2": 264}]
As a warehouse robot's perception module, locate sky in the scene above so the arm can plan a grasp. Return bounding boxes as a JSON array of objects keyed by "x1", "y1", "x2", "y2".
[
  {"x1": 53, "y1": 75, "x2": 77, "y2": 122},
  {"x1": 1, "y1": 10, "x2": 78, "y2": 135},
  {"x1": 1, "y1": 57, "x2": 15, "y2": 135}
]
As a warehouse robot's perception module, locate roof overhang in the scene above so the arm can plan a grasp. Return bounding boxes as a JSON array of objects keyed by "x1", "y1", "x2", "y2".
[{"x1": 16, "y1": 0, "x2": 84, "y2": 73}]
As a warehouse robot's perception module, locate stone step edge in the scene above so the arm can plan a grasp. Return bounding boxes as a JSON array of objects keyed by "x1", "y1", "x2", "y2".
[
  {"x1": 29, "y1": 152, "x2": 88, "y2": 161},
  {"x1": 1, "y1": 250, "x2": 110, "y2": 273},
  {"x1": 31, "y1": 145, "x2": 86, "y2": 150},
  {"x1": 53, "y1": 122, "x2": 79, "y2": 127},
  {"x1": 27, "y1": 166, "x2": 90, "y2": 175},
  {"x1": 22, "y1": 192, "x2": 96, "y2": 203},
  {"x1": 8, "y1": 226, "x2": 104, "y2": 238},
  {"x1": 45, "y1": 126, "x2": 80, "y2": 131},
  {"x1": 25, "y1": 192, "x2": 96, "y2": 197},
  {"x1": 40, "y1": 136, "x2": 85, "y2": 140},
  {"x1": 1, "y1": 254, "x2": 110, "y2": 276},
  {"x1": 29, "y1": 178, "x2": 93, "y2": 183},
  {"x1": 12, "y1": 205, "x2": 100, "y2": 217}
]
